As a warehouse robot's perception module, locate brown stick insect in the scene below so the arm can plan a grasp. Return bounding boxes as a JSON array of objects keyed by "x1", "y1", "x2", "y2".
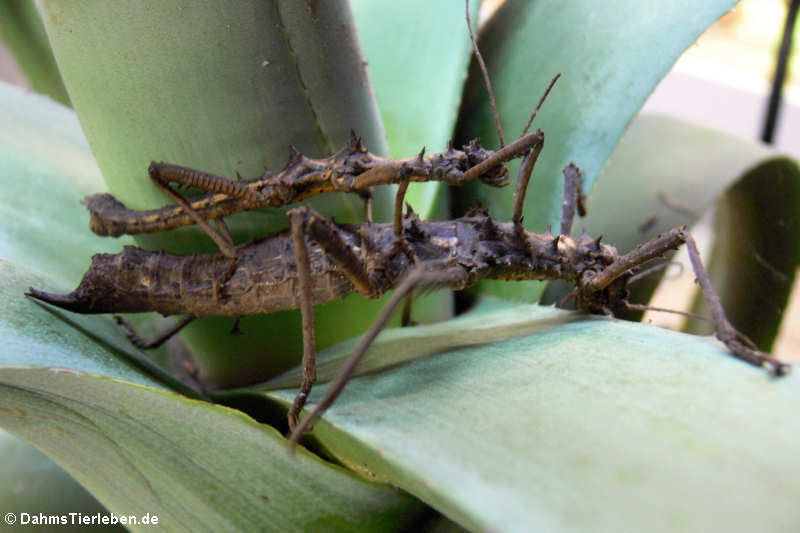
[{"x1": 26, "y1": 1, "x2": 789, "y2": 450}]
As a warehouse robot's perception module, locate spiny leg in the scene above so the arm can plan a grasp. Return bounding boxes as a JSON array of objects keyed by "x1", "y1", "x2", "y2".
[
  {"x1": 288, "y1": 265, "x2": 468, "y2": 449},
  {"x1": 287, "y1": 208, "x2": 318, "y2": 431},
  {"x1": 362, "y1": 192, "x2": 374, "y2": 224},
  {"x1": 585, "y1": 227, "x2": 688, "y2": 294},
  {"x1": 509, "y1": 135, "x2": 545, "y2": 261},
  {"x1": 506, "y1": 77, "x2": 564, "y2": 228},
  {"x1": 393, "y1": 178, "x2": 421, "y2": 326},
  {"x1": 149, "y1": 162, "x2": 261, "y2": 200},
  {"x1": 300, "y1": 206, "x2": 377, "y2": 296},
  {"x1": 114, "y1": 315, "x2": 195, "y2": 350},
  {"x1": 285, "y1": 205, "x2": 382, "y2": 431},
  {"x1": 681, "y1": 229, "x2": 789, "y2": 375},
  {"x1": 585, "y1": 226, "x2": 788, "y2": 375},
  {"x1": 461, "y1": 130, "x2": 543, "y2": 184},
  {"x1": 506, "y1": 73, "x2": 568, "y2": 229},
  {"x1": 511, "y1": 135, "x2": 545, "y2": 229}
]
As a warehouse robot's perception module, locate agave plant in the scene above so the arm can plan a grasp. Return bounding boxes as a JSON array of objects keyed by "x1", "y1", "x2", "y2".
[{"x1": 2, "y1": 1, "x2": 800, "y2": 531}]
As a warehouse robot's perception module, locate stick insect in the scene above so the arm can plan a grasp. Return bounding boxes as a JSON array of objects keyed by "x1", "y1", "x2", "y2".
[{"x1": 27, "y1": 1, "x2": 789, "y2": 450}]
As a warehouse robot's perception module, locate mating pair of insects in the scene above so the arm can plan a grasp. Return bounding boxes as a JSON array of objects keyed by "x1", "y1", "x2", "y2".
[{"x1": 28, "y1": 8, "x2": 789, "y2": 449}]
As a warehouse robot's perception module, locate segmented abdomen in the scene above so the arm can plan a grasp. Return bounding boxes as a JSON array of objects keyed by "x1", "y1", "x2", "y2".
[{"x1": 31, "y1": 235, "x2": 356, "y2": 317}]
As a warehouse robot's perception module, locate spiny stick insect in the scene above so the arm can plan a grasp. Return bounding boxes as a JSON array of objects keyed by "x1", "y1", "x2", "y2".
[{"x1": 27, "y1": 1, "x2": 789, "y2": 450}]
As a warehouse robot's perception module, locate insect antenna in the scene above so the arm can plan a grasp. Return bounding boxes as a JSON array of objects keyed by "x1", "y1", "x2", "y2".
[
  {"x1": 624, "y1": 302, "x2": 711, "y2": 323},
  {"x1": 520, "y1": 72, "x2": 562, "y2": 137},
  {"x1": 627, "y1": 261, "x2": 683, "y2": 285},
  {"x1": 466, "y1": 0, "x2": 505, "y2": 147},
  {"x1": 624, "y1": 302, "x2": 761, "y2": 351}
]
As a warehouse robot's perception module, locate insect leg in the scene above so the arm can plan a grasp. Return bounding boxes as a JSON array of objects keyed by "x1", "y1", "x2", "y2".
[
  {"x1": 213, "y1": 216, "x2": 234, "y2": 245},
  {"x1": 285, "y1": 205, "x2": 383, "y2": 430},
  {"x1": 300, "y1": 206, "x2": 377, "y2": 296},
  {"x1": 363, "y1": 193, "x2": 374, "y2": 224},
  {"x1": 149, "y1": 162, "x2": 261, "y2": 202},
  {"x1": 585, "y1": 226, "x2": 788, "y2": 375},
  {"x1": 393, "y1": 178, "x2": 411, "y2": 237},
  {"x1": 393, "y1": 178, "x2": 421, "y2": 326},
  {"x1": 585, "y1": 227, "x2": 687, "y2": 294},
  {"x1": 510, "y1": 135, "x2": 545, "y2": 228},
  {"x1": 287, "y1": 208, "x2": 318, "y2": 431},
  {"x1": 559, "y1": 163, "x2": 586, "y2": 236},
  {"x1": 681, "y1": 229, "x2": 789, "y2": 375},
  {"x1": 114, "y1": 315, "x2": 195, "y2": 350},
  {"x1": 459, "y1": 73, "x2": 558, "y2": 185},
  {"x1": 148, "y1": 164, "x2": 239, "y2": 258},
  {"x1": 287, "y1": 265, "x2": 469, "y2": 449}
]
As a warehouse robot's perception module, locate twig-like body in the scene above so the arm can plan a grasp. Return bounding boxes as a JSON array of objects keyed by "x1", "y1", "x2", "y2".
[
  {"x1": 83, "y1": 132, "x2": 543, "y2": 237},
  {"x1": 28, "y1": 207, "x2": 624, "y2": 318}
]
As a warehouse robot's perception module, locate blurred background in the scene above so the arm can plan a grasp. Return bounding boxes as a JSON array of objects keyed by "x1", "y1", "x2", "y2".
[{"x1": 640, "y1": 0, "x2": 800, "y2": 360}]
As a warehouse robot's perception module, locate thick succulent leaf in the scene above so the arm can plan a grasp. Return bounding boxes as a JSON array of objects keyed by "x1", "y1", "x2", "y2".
[
  {"x1": 455, "y1": 0, "x2": 739, "y2": 301},
  {"x1": 262, "y1": 301, "x2": 800, "y2": 533},
  {"x1": 2, "y1": 258, "x2": 168, "y2": 391},
  {"x1": 0, "y1": 368, "x2": 419, "y2": 533},
  {"x1": 0, "y1": 80, "x2": 184, "y2": 389},
  {"x1": 351, "y1": 0, "x2": 481, "y2": 216},
  {"x1": 0, "y1": 0, "x2": 68, "y2": 105},
  {"x1": 32, "y1": 1, "x2": 454, "y2": 386},
  {"x1": 237, "y1": 298, "x2": 577, "y2": 391},
  {"x1": 0, "y1": 429, "x2": 123, "y2": 532},
  {"x1": 541, "y1": 114, "x2": 800, "y2": 350}
]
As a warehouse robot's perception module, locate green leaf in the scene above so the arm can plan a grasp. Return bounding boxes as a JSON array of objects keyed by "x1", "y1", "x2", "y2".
[
  {"x1": 0, "y1": 368, "x2": 419, "y2": 532},
  {"x1": 0, "y1": 80, "x2": 182, "y2": 389},
  {"x1": 352, "y1": 0, "x2": 481, "y2": 216},
  {"x1": 456, "y1": 0, "x2": 739, "y2": 301},
  {"x1": 0, "y1": 0, "x2": 69, "y2": 105},
  {"x1": 0, "y1": 429, "x2": 123, "y2": 532},
  {"x1": 237, "y1": 298, "x2": 580, "y2": 391},
  {"x1": 262, "y1": 301, "x2": 800, "y2": 533}
]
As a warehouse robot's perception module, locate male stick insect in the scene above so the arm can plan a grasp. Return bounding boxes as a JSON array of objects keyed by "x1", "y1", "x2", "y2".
[{"x1": 27, "y1": 1, "x2": 789, "y2": 449}]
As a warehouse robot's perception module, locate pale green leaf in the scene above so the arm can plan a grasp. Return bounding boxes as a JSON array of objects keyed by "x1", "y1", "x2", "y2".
[
  {"x1": 0, "y1": 429, "x2": 122, "y2": 532},
  {"x1": 0, "y1": 0, "x2": 68, "y2": 105},
  {"x1": 263, "y1": 302, "x2": 800, "y2": 533},
  {"x1": 0, "y1": 368, "x2": 419, "y2": 532}
]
